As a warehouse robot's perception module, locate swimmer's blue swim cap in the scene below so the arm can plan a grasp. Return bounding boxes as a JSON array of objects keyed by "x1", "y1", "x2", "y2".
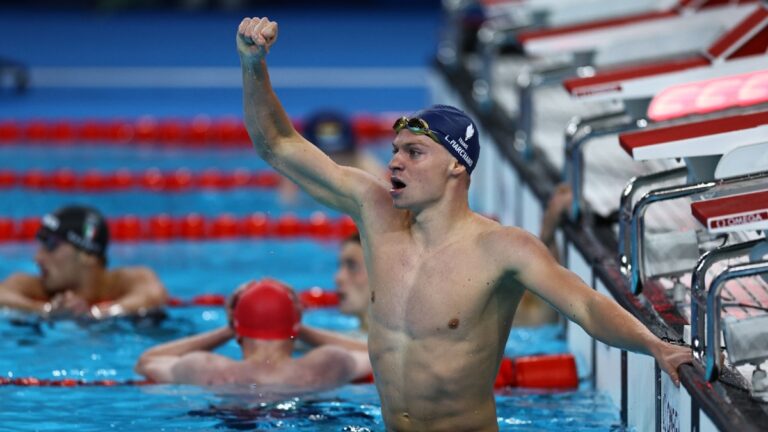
[{"x1": 410, "y1": 105, "x2": 480, "y2": 174}]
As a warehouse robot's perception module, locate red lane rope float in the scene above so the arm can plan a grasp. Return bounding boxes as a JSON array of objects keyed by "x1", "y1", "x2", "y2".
[
  {"x1": 0, "y1": 114, "x2": 397, "y2": 146},
  {"x1": 494, "y1": 354, "x2": 578, "y2": 389},
  {"x1": 0, "y1": 168, "x2": 282, "y2": 192},
  {"x1": 353, "y1": 353, "x2": 578, "y2": 389},
  {"x1": 0, "y1": 213, "x2": 357, "y2": 242},
  {"x1": 2, "y1": 354, "x2": 578, "y2": 389},
  {"x1": 0, "y1": 377, "x2": 152, "y2": 387},
  {"x1": 166, "y1": 288, "x2": 340, "y2": 309}
]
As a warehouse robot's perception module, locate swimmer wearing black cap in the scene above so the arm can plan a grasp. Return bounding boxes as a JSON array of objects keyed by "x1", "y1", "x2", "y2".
[
  {"x1": 237, "y1": 18, "x2": 691, "y2": 431},
  {"x1": 0, "y1": 205, "x2": 167, "y2": 320},
  {"x1": 135, "y1": 279, "x2": 372, "y2": 388}
]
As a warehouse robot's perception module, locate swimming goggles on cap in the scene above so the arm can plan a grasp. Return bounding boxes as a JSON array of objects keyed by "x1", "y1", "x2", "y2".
[
  {"x1": 393, "y1": 117, "x2": 440, "y2": 145},
  {"x1": 36, "y1": 230, "x2": 64, "y2": 253}
]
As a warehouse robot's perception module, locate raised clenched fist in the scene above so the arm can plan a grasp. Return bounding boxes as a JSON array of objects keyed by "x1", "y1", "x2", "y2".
[{"x1": 236, "y1": 17, "x2": 278, "y2": 63}]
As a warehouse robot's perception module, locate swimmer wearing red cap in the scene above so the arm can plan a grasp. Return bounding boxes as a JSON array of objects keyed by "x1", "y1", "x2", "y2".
[
  {"x1": 238, "y1": 18, "x2": 691, "y2": 431},
  {"x1": 135, "y1": 279, "x2": 372, "y2": 388},
  {"x1": 0, "y1": 205, "x2": 167, "y2": 320}
]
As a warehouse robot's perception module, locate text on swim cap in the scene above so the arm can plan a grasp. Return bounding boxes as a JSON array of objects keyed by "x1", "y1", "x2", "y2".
[{"x1": 445, "y1": 134, "x2": 474, "y2": 167}]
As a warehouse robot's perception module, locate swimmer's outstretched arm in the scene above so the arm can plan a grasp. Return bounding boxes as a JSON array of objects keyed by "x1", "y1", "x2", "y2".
[
  {"x1": 236, "y1": 17, "x2": 385, "y2": 217},
  {"x1": 497, "y1": 228, "x2": 692, "y2": 385},
  {"x1": 135, "y1": 326, "x2": 234, "y2": 383}
]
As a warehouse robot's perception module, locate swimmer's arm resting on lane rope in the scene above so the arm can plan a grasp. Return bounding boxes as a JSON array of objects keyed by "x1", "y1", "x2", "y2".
[
  {"x1": 236, "y1": 17, "x2": 385, "y2": 217},
  {"x1": 92, "y1": 267, "x2": 168, "y2": 319},
  {"x1": 0, "y1": 274, "x2": 50, "y2": 315},
  {"x1": 495, "y1": 227, "x2": 692, "y2": 385}
]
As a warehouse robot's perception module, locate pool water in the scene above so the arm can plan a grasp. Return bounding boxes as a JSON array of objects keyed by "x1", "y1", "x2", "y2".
[{"x1": 0, "y1": 144, "x2": 626, "y2": 431}]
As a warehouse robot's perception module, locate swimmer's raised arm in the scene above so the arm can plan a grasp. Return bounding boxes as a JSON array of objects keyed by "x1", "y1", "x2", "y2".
[
  {"x1": 494, "y1": 227, "x2": 692, "y2": 385},
  {"x1": 237, "y1": 17, "x2": 383, "y2": 217}
]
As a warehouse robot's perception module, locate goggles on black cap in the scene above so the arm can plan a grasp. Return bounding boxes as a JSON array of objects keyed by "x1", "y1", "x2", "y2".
[{"x1": 36, "y1": 206, "x2": 109, "y2": 264}]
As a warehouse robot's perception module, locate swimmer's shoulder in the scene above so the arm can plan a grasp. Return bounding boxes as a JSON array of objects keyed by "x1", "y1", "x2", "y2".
[
  {"x1": 475, "y1": 221, "x2": 547, "y2": 264},
  {"x1": 107, "y1": 266, "x2": 164, "y2": 293},
  {"x1": 1, "y1": 273, "x2": 45, "y2": 298},
  {"x1": 174, "y1": 351, "x2": 237, "y2": 384}
]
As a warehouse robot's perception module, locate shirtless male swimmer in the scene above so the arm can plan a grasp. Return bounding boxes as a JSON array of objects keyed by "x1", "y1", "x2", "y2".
[
  {"x1": 236, "y1": 17, "x2": 691, "y2": 432},
  {"x1": 0, "y1": 205, "x2": 166, "y2": 320}
]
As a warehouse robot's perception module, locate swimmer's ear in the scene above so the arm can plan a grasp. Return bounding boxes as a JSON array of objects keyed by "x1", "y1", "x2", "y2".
[{"x1": 448, "y1": 160, "x2": 466, "y2": 177}]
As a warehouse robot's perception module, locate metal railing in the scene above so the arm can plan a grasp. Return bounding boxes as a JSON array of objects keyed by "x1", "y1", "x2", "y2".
[
  {"x1": 623, "y1": 170, "x2": 768, "y2": 294},
  {"x1": 690, "y1": 239, "x2": 766, "y2": 363},
  {"x1": 705, "y1": 260, "x2": 768, "y2": 382}
]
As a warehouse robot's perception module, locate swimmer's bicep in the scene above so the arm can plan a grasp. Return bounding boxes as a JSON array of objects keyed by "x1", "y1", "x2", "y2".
[
  {"x1": 283, "y1": 161, "x2": 385, "y2": 215},
  {"x1": 505, "y1": 232, "x2": 591, "y2": 325}
]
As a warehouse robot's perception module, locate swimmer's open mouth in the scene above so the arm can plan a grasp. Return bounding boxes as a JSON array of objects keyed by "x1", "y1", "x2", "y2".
[{"x1": 391, "y1": 177, "x2": 406, "y2": 190}]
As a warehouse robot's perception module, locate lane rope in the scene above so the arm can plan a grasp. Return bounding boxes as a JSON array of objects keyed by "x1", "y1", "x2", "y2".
[
  {"x1": 0, "y1": 353, "x2": 578, "y2": 389},
  {"x1": 0, "y1": 115, "x2": 397, "y2": 146},
  {"x1": 0, "y1": 213, "x2": 357, "y2": 242},
  {"x1": 0, "y1": 168, "x2": 282, "y2": 192}
]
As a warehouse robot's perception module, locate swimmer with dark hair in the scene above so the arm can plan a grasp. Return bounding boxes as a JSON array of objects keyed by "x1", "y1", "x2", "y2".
[
  {"x1": 0, "y1": 205, "x2": 166, "y2": 320},
  {"x1": 135, "y1": 279, "x2": 371, "y2": 388}
]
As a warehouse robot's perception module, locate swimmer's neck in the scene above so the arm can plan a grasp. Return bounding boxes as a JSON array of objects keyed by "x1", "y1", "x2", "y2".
[
  {"x1": 241, "y1": 339, "x2": 294, "y2": 365},
  {"x1": 406, "y1": 194, "x2": 473, "y2": 249}
]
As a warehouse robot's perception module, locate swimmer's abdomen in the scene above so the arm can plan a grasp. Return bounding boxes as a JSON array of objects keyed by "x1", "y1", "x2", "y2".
[{"x1": 369, "y1": 326, "x2": 500, "y2": 429}]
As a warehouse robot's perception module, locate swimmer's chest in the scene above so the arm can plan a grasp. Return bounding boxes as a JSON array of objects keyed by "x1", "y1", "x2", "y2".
[{"x1": 369, "y1": 242, "x2": 503, "y2": 336}]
